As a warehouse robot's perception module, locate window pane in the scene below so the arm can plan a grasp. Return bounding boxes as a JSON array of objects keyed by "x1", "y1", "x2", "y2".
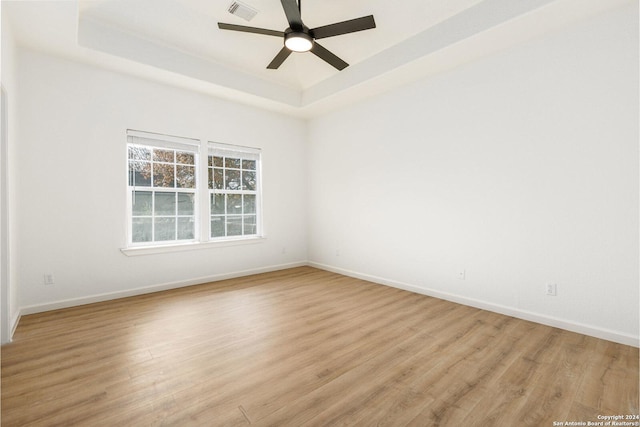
[
  {"x1": 129, "y1": 161, "x2": 151, "y2": 186},
  {"x1": 155, "y1": 192, "x2": 176, "y2": 215},
  {"x1": 132, "y1": 217, "x2": 152, "y2": 242},
  {"x1": 129, "y1": 146, "x2": 151, "y2": 161},
  {"x1": 132, "y1": 191, "x2": 152, "y2": 216},
  {"x1": 242, "y1": 159, "x2": 256, "y2": 170},
  {"x1": 153, "y1": 149, "x2": 174, "y2": 163},
  {"x1": 225, "y1": 157, "x2": 240, "y2": 168},
  {"x1": 178, "y1": 193, "x2": 195, "y2": 215},
  {"x1": 177, "y1": 217, "x2": 195, "y2": 239},
  {"x1": 211, "y1": 216, "x2": 225, "y2": 237},
  {"x1": 244, "y1": 215, "x2": 257, "y2": 235},
  {"x1": 214, "y1": 169, "x2": 223, "y2": 189},
  {"x1": 242, "y1": 171, "x2": 256, "y2": 191},
  {"x1": 211, "y1": 193, "x2": 224, "y2": 215},
  {"x1": 227, "y1": 216, "x2": 242, "y2": 236},
  {"x1": 127, "y1": 139, "x2": 208, "y2": 246},
  {"x1": 213, "y1": 156, "x2": 223, "y2": 167},
  {"x1": 227, "y1": 194, "x2": 242, "y2": 214},
  {"x1": 243, "y1": 194, "x2": 256, "y2": 214},
  {"x1": 176, "y1": 152, "x2": 195, "y2": 165},
  {"x1": 225, "y1": 170, "x2": 240, "y2": 190},
  {"x1": 176, "y1": 165, "x2": 195, "y2": 188},
  {"x1": 154, "y1": 217, "x2": 176, "y2": 241},
  {"x1": 153, "y1": 163, "x2": 175, "y2": 187}
]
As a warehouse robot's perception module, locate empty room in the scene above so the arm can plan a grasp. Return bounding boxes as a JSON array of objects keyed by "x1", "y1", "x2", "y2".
[{"x1": 1, "y1": 0, "x2": 638, "y2": 425}]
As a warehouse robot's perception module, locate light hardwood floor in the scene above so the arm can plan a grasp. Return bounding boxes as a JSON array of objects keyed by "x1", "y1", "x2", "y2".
[{"x1": 2, "y1": 267, "x2": 638, "y2": 426}]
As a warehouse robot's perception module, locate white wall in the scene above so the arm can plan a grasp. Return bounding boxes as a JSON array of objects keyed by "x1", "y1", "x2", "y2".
[
  {"x1": 307, "y1": 3, "x2": 639, "y2": 345},
  {"x1": 1, "y1": 6, "x2": 21, "y2": 343},
  {"x1": 7, "y1": 2, "x2": 638, "y2": 347},
  {"x1": 16, "y1": 50, "x2": 308, "y2": 311}
]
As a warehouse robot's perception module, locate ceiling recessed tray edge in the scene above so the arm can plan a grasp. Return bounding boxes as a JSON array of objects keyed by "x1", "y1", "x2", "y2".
[{"x1": 76, "y1": 0, "x2": 626, "y2": 112}]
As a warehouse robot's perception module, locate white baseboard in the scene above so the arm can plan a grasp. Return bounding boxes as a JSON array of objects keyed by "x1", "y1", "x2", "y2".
[
  {"x1": 14, "y1": 260, "x2": 639, "y2": 348},
  {"x1": 9, "y1": 311, "x2": 20, "y2": 341},
  {"x1": 308, "y1": 261, "x2": 640, "y2": 348},
  {"x1": 19, "y1": 261, "x2": 307, "y2": 316}
]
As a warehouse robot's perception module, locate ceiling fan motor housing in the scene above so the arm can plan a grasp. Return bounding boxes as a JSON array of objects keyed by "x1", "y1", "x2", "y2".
[{"x1": 284, "y1": 28, "x2": 314, "y2": 52}]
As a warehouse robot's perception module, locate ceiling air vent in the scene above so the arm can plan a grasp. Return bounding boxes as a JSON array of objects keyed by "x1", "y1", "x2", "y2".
[{"x1": 228, "y1": 1, "x2": 258, "y2": 22}]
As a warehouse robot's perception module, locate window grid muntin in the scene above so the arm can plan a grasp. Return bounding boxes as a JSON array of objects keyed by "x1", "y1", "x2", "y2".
[
  {"x1": 208, "y1": 153, "x2": 259, "y2": 239},
  {"x1": 128, "y1": 143, "x2": 198, "y2": 245},
  {"x1": 131, "y1": 189, "x2": 197, "y2": 243}
]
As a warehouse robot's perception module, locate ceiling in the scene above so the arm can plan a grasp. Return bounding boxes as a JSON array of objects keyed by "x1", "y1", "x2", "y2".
[{"x1": 3, "y1": 0, "x2": 628, "y2": 117}]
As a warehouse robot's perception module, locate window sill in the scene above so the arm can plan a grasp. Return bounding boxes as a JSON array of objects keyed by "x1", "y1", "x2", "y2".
[{"x1": 120, "y1": 236, "x2": 266, "y2": 257}]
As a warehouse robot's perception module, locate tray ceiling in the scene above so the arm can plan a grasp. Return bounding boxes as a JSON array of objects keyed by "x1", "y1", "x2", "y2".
[{"x1": 4, "y1": 0, "x2": 627, "y2": 117}]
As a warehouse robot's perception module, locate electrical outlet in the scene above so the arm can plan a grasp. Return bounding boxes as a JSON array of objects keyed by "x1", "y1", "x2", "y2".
[
  {"x1": 458, "y1": 269, "x2": 466, "y2": 280},
  {"x1": 44, "y1": 273, "x2": 55, "y2": 285},
  {"x1": 546, "y1": 283, "x2": 557, "y2": 296}
]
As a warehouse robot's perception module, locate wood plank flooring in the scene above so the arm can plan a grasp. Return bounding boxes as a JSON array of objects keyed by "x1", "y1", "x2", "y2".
[{"x1": 2, "y1": 266, "x2": 638, "y2": 426}]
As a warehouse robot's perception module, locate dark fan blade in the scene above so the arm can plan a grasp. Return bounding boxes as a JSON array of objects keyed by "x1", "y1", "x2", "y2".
[
  {"x1": 267, "y1": 47, "x2": 293, "y2": 69},
  {"x1": 311, "y1": 15, "x2": 376, "y2": 39},
  {"x1": 310, "y1": 42, "x2": 348, "y2": 70},
  {"x1": 280, "y1": 0, "x2": 303, "y2": 30},
  {"x1": 218, "y1": 22, "x2": 284, "y2": 37}
]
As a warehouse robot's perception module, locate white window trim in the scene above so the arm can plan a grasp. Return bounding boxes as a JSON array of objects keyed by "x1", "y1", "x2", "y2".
[
  {"x1": 122, "y1": 130, "x2": 265, "y2": 256},
  {"x1": 126, "y1": 131, "x2": 200, "y2": 247},
  {"x1": 208, "y1": 141, "x2": 263, "y2": 241},
  {"x1": 120, "y1": 235, "x2": 266, "y2": 256}
]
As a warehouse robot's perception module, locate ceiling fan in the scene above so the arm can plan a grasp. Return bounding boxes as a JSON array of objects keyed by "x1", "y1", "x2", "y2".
[{"x1": 218, "y1": 0, "x2": 376, "y2": 71}]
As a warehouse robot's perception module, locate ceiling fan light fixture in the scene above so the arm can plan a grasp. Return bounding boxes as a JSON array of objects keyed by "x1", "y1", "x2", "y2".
[
  {"x1": 284, "y1": 31, "x2": 313, "y2": 52},
  {"x1": 218, "y1": 0, "x2": 376, "y2": 70}
]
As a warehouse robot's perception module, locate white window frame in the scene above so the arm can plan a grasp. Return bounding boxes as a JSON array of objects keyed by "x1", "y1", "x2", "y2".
[
  {"x1": 126, "y1": 130, "x2": 200, "y2": 248},
  {"x1": 122, "y1": 130, "x2": 264, "y2": 256},
  {"x1": 208, "y1": 142, "x2": 263, "y2": 241}
]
